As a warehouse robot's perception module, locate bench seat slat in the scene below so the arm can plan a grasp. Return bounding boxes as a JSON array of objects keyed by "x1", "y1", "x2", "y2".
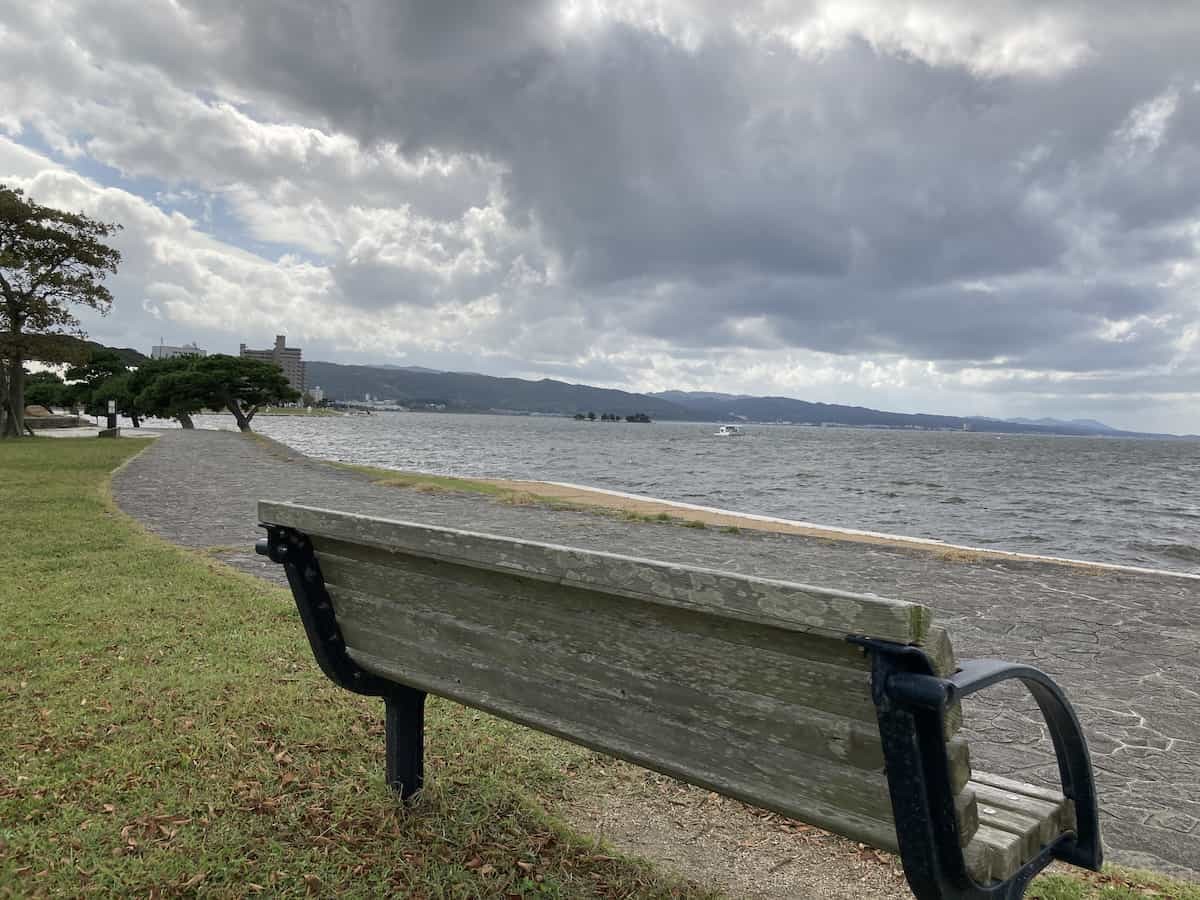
[
  {"x1": 260, "y1": 502, "x2": 932, "y2": 643},
  {"x1": 971, "y1": 772, "x2": 1073, "y2": 817},
  {"x1": 967, "y1": 777, "x2": 1073, "y2": 883},
  {"x1": 970, "y1": 782, "x2": 1069, "y2": 847}
]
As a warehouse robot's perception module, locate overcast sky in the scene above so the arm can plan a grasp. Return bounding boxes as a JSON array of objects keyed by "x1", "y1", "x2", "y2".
[{"x1": 2, "y1": 1, "x2": 1199, "y2": 432}]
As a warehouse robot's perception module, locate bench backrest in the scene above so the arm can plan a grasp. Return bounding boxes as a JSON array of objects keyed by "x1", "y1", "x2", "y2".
[{"x1": 259, "y1": 501, "x2": 977, "y2": 852}]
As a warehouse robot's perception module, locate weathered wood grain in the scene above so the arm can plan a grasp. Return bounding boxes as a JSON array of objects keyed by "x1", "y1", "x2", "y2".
[
  {"x1": 971, "y1": 771, "x2": 1070, "y2": 810},
  {"x1": 966, "y1": 823, "x2": 1024, "y2": 883},
  {"x1": 326, "y1": 579, "x2": 975, "y2": 782},
  {"x1": 970, "y1": 782, "x2": 1068, "y2": 847},
  {"x1": 260, "y1": 501, "x2": 932, "y2": 642},
  {"x1": 922, "y1": 625, "x2": 958, "y2": 677},
  {"x1": 350, "y1": 643, "x2": 904, "y2": 849},
  {"x1": 319, "y1": 554, "x2": 880, "y2": 724},
  {"x1": 966, "y1": 776, "x2": 1074, "y2": 882},
  {"x1": 315, "y1": 540, "x2": 874, "y2": 672},
  {"x1": 956, "y1": 786, "x2": 980, "y2": 847},
  {"x1": 315, "y1": 544, "x2": 965, "y2": 739}
]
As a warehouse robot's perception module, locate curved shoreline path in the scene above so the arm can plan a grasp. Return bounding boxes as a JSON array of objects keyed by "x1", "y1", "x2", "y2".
[{"x1": 114, "y1": 430, "x2": 1200, "y2": 879}]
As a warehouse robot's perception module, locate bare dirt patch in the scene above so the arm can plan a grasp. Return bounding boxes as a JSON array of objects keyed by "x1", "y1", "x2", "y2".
[{"x1": 554, "y1": 758, "x2": 912, "y2": 899}]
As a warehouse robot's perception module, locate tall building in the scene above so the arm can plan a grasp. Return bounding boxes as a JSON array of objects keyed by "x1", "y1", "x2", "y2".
[
  {"x1": 239, "y1": 334, "x2": 306, "y2": 393},
  {"x1": 151, "y1": 341, "x2": 206, "y2": 359}
]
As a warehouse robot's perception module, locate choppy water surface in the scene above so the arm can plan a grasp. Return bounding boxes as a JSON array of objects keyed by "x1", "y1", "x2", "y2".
[{"x1": 202, "y1": 412, "x2": 1200, "y2": 573}]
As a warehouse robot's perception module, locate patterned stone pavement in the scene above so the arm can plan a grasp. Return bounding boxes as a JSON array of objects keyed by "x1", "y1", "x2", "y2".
[{"x1": 112, "y1": 430, "x2": 1200, "y2": 878}]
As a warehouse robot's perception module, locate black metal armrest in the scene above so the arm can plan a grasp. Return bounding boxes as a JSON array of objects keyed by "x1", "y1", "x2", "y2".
[
  {"x1": 852, "y1": 638, "x2": 1103, "y2": 900},
  {"x1": 890, "y1": 659, "x2": 1102, "y2": 873}
]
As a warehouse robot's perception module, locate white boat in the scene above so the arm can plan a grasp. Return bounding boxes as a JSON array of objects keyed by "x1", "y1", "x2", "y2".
[{"x1": 715, "y1": 424, "x2": 744, "y2": 436}]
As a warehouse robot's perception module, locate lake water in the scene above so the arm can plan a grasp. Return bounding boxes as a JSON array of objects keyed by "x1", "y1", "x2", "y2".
[{"x1": 193, "y1": 411, "x2": 1200, "y2": 574}]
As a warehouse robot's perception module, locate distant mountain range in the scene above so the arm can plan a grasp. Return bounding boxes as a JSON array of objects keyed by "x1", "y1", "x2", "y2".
[
  {"x1": 305, "y1": 360, "x2": 1191, "y2": 438},
  {"x1": 1002, "y1": 417, "x2": 1122, "y2": 434},
  {"x1": 305, "y1": 361, "x2": 693, "y2": 420}
]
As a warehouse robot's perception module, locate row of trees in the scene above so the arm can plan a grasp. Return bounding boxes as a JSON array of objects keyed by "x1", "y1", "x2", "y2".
[
  {"x1": 1, "y1": 183, "x2": 298, "y2": 436},
  {"x1": 28, "y1": 350, "x2": 298, "y2": 432}
]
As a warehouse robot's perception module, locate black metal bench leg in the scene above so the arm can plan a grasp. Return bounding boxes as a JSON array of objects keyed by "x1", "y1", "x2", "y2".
[{"x1": 385, "y1": 686, "x2": 426, "y2": 800}]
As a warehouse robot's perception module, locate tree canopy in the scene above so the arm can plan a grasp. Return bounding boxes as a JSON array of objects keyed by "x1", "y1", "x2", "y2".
[
  {"x1": 130, "y1": 354, "x2": 299, "y2": 431},
  {"x1": 131, "y1": 357, "x2": 210, "y2": 429},
  {"x1": 0, "y1": 184, "x2": 122, "y2": 437},
  {"x1": 23, "y1": 370, "x2": 67, "y2": 409},
  {"x1": 190, "y1": 355, "x2": 300, "y2": 431}
]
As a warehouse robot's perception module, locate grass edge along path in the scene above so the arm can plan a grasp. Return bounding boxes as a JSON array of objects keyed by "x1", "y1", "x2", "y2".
[{"x1": 0, "y1": 438, "x2": 711, "y2": 898}]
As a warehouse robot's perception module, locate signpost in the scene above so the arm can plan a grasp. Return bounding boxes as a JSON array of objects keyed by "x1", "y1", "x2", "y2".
[{"x1": 100, "y1": 399, "x2": 120, "y2": 438}]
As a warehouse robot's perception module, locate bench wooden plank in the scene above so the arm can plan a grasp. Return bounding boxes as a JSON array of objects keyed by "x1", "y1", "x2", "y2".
[
  {"x1": 316, "y1": 542, "x2": 877, "y2": 676},
  {"x1": 970, "y1": 781, "x2": 1069, "y2": 847},
  {"x1": 921, "y1": 625, "x2": 957, "y2": 677},
  {"x1": 315, "y1": 542, "x2": 964, "y2": 736},
  {"x1": 350, "y1": 641, "x2": 905, "y2": 850},
  {"x1": 971, "y1": 772, "x2": 1071, "y2": 814},
  {"x1": 966, "y1": 824, "x2": 1023, "y2": 883},
  {"x1": 328, "y1": 586, "x2": 885, "y2": 763},
  {"x1": 260, "y1": 501, "x2": 933, "y2": 643},
  {"x1": 319, "y1": 553, "x2": 881, "y2": 723},
  {"x1": 327, "y1": 579, "x2": 975, "y2": 786},
  {"x1": 968, "y1": 776, "x2": 1074, "y2": 882},
  {"x1": 956, "y1": 786, "x2": 980, "y2": 847},
  {"x1": 334, "y1": 592, "x2": 902, "y2": 808}
]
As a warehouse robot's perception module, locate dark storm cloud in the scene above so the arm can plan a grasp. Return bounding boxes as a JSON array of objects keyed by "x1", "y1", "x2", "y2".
[
  {"x1": 143, "y1": 1, "x2": 1199, "y2": 363},
  {"x1": 11, "y1": 0, "x2": 1200, "y2": 398}
]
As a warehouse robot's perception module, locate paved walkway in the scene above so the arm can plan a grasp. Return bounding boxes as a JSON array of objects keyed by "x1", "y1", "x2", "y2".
[{"x1": 112, "y1": 430, "x2": 1200, "y2": 878}]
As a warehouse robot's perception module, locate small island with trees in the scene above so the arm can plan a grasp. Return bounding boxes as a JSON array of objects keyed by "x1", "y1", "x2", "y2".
[{"x1": 573, "y1": 411, "x2": 652, "y2": 423}]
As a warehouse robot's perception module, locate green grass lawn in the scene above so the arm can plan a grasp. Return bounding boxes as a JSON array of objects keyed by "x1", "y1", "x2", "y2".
[
  {"x1": 0, "y1": 439, "x2": 705, "y2": 898},
  {"x1": 1, "y1": 439, "x2": 1195, "y2": 899}
]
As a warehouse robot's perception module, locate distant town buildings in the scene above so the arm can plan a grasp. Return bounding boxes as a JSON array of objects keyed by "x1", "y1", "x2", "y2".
[
  {"x1": 240, "y1": 334, "x2": 305, "y2": 393},
  {"x1": 309, "y1": 385, "x2": 324, "y2": 404},
  {"x1": 150, "y1": 341, "x2": 206, "y2": 359}
]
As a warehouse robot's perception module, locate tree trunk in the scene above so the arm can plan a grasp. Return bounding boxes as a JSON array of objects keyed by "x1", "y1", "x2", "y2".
[
  {"x1": 178, "y1": 414, "x2": 195, "y2": 429},
  {"x1": 130, "y1": 412, "x2": 141, "y2": 428},
  {"x1": 227, "y1": 400, "x2": 251, "y2": 432},
  {"x1": 1, "y1": 352, "x2": 25, "y2": 438}
]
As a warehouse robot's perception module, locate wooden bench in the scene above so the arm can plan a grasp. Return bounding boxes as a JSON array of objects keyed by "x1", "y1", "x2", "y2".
[{"x1": 256, "y1": 501, "x2": 1102, "y2": 900}]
